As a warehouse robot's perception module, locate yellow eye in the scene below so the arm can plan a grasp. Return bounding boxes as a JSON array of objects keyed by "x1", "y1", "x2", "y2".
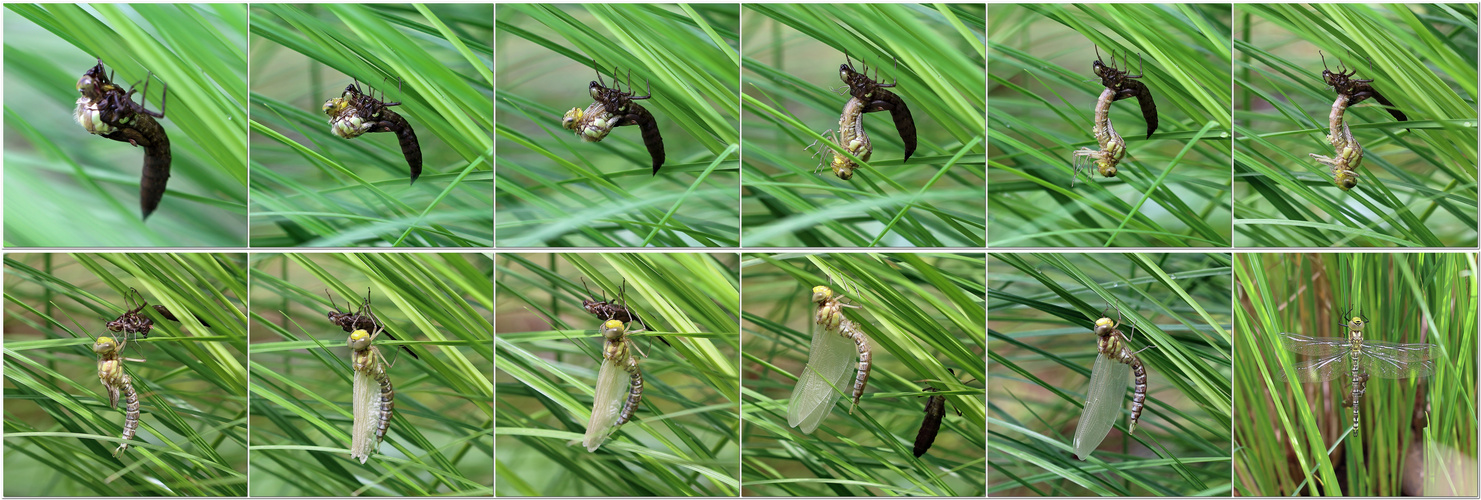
[
  {"x1": 1095, "y1": 318, "x2": 1114, "y2": 328},
  {"x1": 603, "y1": 319, "x2": 623, "y2": 330},
  {"x1": 350, "y1": 330, "x2": 369, "y2": 341}
]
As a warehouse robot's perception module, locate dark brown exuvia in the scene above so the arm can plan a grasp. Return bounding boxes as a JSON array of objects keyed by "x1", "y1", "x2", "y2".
[
  {"x1": 73, "y1": 59, "x2": 171, "y2": 220},
  {"x1": 1091, "y1": 47, "x2": 1158, "y2": 140},
  {"x1": 589, "y1": 68, "x2": 666, "y2": 175},
  {"x1": 838, "y1": 56, "x2": 917, "y2": 162}
]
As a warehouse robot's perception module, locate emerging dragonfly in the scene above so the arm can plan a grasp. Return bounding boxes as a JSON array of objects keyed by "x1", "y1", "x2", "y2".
[
  {"x1": 838, "y1": 56, "x2": 916, "y2": 162},
  {"x1": 74, "y1": 59, "x2": 171, "y2": 219},
  {"x1": 806, "y1": 96, "x2": 872, "y2": 180},
  {"x1": 582, "y1": 318, "x2": 645, "y2": 452},
  {"x1": 94, "y1": 334, "x2": 141, "y2": 456},
  {"x1": 325, "y1": 289, "x2": 418, "y2": 360},
  {"x1": 346, "y1": 312, "x2": 395, "y2": 463},
  {"x1": 1072, "y1": 311, "x2": 1150, "y2": 460},
  {"x1": 1279, "y1": 313, "x2": 1438, "y2": 430},
  {"x1": 561, "y1": 68, "x2": 665, "y2": 174},
  {"x1": 787, "y1": 285, "x2": 873, "y2": 434},
  {"x1": 323, "y1": 78, "x2": 423, "y2": 184}
]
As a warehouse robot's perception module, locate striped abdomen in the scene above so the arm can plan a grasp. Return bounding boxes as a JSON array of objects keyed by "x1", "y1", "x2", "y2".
[
  {"x1": 374, "y1": 361, "x2": 394, "y2": 443},
  {"x1": 1350, "y1": 347, "x2": 1363, "y2": 429},
  {"x1": 617, "y1": 354, "x2": 643, "y2": 427},
  {"x1": 1098, "y1": 327, "x2": 1147, "y2": 433},
  {"x1": 839, "y1": 318, "x2": 872, "y2": 413},
  {"x1": 115, "y1": 375, "x2": 140, "y2": 456}
]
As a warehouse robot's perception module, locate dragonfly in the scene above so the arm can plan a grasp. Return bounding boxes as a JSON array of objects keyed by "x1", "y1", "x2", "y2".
[
  {"x1": 74, "y1": 59, "x2": 171, "y2": 219},
  {"x1": 1072, "y1": 311, "x2": 1150, "y2": 460},
  {"x1": 582, "y1": 318, "x2": 645, "y2": 452},
  {"x1": 93, "y1": 334, "x2": 141, "y2": 456},
  {"x1": 346, "y1": 311, "x2": 395, "y2": 463},
  {"x1": 806, "y1": 96, "x2": 872, "y2": 180},
  {"x1": 1309, "y1": 52, "x2": 1400, "y2": 191},
  {"x1": 787, "y1": 285, "x2": 873, "y2": 434},
  {"x1": 323, "y1": 79, "x2": 423, "y2": 184},
  {"x1": 1072, "y1": 47, "x2": 1148, "y2": 186},
  {"x1": 1279, "y1": 314, "x2": 1438, "y2": 430},
  {"x1": 561, "y1": 68, "x2": 665, "y2": 174}
]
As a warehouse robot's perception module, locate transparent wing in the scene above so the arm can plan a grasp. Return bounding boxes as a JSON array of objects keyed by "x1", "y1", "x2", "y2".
[
  {"x1": 1360, "y1": 340, "x2": 1440, "y2": 379},
  {"x1": 1073, "y1": 353, "x2": 1130, "y2": 460},
  {"x1": 1279, "y1": 333, "x2": 1354, "y2": 357},
  {"x1": 787, "y1": 323, "x2": 855, "y2": 434},
  {"x1": 1287, "y1": 354, "x2": 1353, "y2": 382},
  {"x1": 583, "y1": 355, "x2": 630, "y2": 451},
  {"x1": 350, "y1": 366, "x2": 377, "y2": 463}
]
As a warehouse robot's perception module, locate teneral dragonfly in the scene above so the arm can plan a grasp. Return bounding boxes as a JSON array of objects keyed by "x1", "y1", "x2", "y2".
[
  {"x1": 582, "y1": 318, "x2": 645, "y2": 452},
  {"x1": 787, "y1": 285, "x2": 873, "y2": 434},
  {"x1": 1280, "y1": 315, "x2": 1438, "y2": 429},
  {"x1": 1072, "y1": 313, "x2": 1150, "y2": 460}
]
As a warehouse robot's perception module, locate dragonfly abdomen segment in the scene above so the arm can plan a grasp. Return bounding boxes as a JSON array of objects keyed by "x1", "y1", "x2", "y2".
[
  {"x1": 840, "y1": 318, "x2": 872, "y2": 413},
  {"x1": 618, "y1": 355, "x2": 643, "y2": 427}
]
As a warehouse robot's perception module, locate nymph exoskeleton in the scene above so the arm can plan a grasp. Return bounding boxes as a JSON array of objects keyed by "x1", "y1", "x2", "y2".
[{"x1": 74, "y1": 59, "x2": 171, "y2": 219}]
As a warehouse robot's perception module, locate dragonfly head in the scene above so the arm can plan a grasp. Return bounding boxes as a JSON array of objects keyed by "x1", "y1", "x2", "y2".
[
  {"x1": 561, "y1": 107, "x2": 583, "y2": 131},
  {"x1": 323, "y1": 97, "x2": 350, "y2": 117},
  {"x1": 600, "y1": 319, "x2": 626, "y2": 340},
  {"x1": 1334, "y1": 169, "x2": 1358, "y2": 191},
  {"x1": 811, "y1": 285, "x2": 834, "y2": 303},
  {"x1": 347, "y1": 329, "x2": 372, "y2": 350},
  {"x1": 1093, "y1": 317, "x2": 1116, "y2": 336},
  {"x1": 93, "y1": 336, "x2": 119, "y2": 355},
  {"x1": 1345, "y1": 316, "x2": 1367, "y2": 331}
]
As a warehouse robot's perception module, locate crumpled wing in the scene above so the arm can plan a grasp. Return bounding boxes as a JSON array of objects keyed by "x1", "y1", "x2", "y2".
[
  {"x1": 583, "y1": 355, "x2": 630, "y2": 451},
  {"x1": 787, "y1": 325, "x2": 855, "y2": 434},
  {"x1": 1073, "y1": 353, "x2": 1130, "y2": 460},
  {"x1": 350, "y1": 365, "x2": 378, "y2": 463}
]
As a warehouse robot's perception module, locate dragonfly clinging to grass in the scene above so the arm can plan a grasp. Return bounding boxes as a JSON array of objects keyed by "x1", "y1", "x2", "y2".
[
  {"x1": 1279, "y1": 312, "x2": 1438, "y2": 430},
  {"x1": 581, "y1": 318, "x2": 645, "y2": 452},
  {"x1": 1072, "y1": 310, "x2": 1151, "y2": 460},
  {"x1": 346, "y1": 312, "x2": 395, "y2": 464},
  {"x1": 787, "y1": 285, "x2": 873, "y2": 434},
  {"x1": 94, "y1": 334, "x2": 142, "y2": 456}
]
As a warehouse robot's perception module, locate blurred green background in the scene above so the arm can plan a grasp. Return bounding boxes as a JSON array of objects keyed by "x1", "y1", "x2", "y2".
[{"x1": 3, "y1": 4, "x2": 248, "y2": 246}]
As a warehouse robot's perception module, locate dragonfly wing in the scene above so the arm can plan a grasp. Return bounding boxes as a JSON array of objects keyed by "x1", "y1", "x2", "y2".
[
  {"x1": 1361, "y1": 341, "x2": 1440, "y2": 379},
  {"x1": 1279, "y1": 333, "x2": 1352, "y2": 357},
  {"x1": 1073, "y1": 353, "x2": 1130, "y2": 460},
  {"x1": 350, "y1": 365, "x2": 377, "y2": 463},
  {"x1": 787, "y1": 326, "x2": 855, "y2": 434},
  {"x1": 1287, "y1": 354, "x2": 1352, "y2": 382},
  {"x1": 583, "y1": 355, "x2": 630, "y2": 451}
]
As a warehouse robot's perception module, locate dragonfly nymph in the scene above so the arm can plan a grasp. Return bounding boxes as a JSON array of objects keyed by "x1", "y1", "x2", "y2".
[
  {"x1": 1279, "y1": 313, "x2": 1438, "y2": 430},
  {"x1": 73, "y1": 59, "x2": 171, "y2": 219},
  {"x1": 106, "y1": 288, "x2": 155, "y2": 339},
  {"x1": 1072, "y1": 312, "x2": 1150, "y2": 460},
  {"x1": 787, "y1": 285, "x2": 873, "y2": 434},
  {"x1": 582, "y1": 318, "x2": 645, "y2": 452},
  {"x1": 323, "y1": 79, "x2": 423, "y2": 184},
  {"x1": 1072, "y1": 47, "x2": 1153, "y2": 186},
  {"x1": 806, "y1": 97, "x2": 872, "y2": 180},
  {"x1": 347, "y1": 317, "x2": 394, "y2": 463},
  {"x1": 94, "y1": 335, "x2": 141, "y2": 456},
  {"x1": 561, "y1": 68, "x2": 666, "y2": 175},
  {"x1": 839, "y1": 56, "x2": 917, "y2": 162}
]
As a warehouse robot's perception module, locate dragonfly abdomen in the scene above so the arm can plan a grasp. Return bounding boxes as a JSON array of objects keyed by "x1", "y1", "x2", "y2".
[
  {"x1": 1128, "y1": 357, "x2": 1147, "y2": 433},
  {"x1": 618, "y1": 355, "x2": 643, "y2": 427},
  {"x1": 840, "y1": 318, "x2": 872, "y2": 413},
  {"x1": 375, "y1": 361, "x2": 394, "y2": 444},
  {"x1": 1072, "y1": 87, "x2": 1126, "y2": 184},
  {"x1": 115, "y1": 375, "x2": 140, "y2": 456}
]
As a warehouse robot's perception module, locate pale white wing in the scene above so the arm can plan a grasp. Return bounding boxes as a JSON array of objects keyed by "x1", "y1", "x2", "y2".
[
  {"x1": 350, "y1": 365, "x2": 377, "y2": 463},
  {"x1": 1073, "y1": 353, "x2": 1130, "y2": 460},
  {"x1": 583, "y1": 354, "x2": 630, "y2": 451},
  {"x1": 787, "y1": 325, "x2": 855, "y2": 434}
]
